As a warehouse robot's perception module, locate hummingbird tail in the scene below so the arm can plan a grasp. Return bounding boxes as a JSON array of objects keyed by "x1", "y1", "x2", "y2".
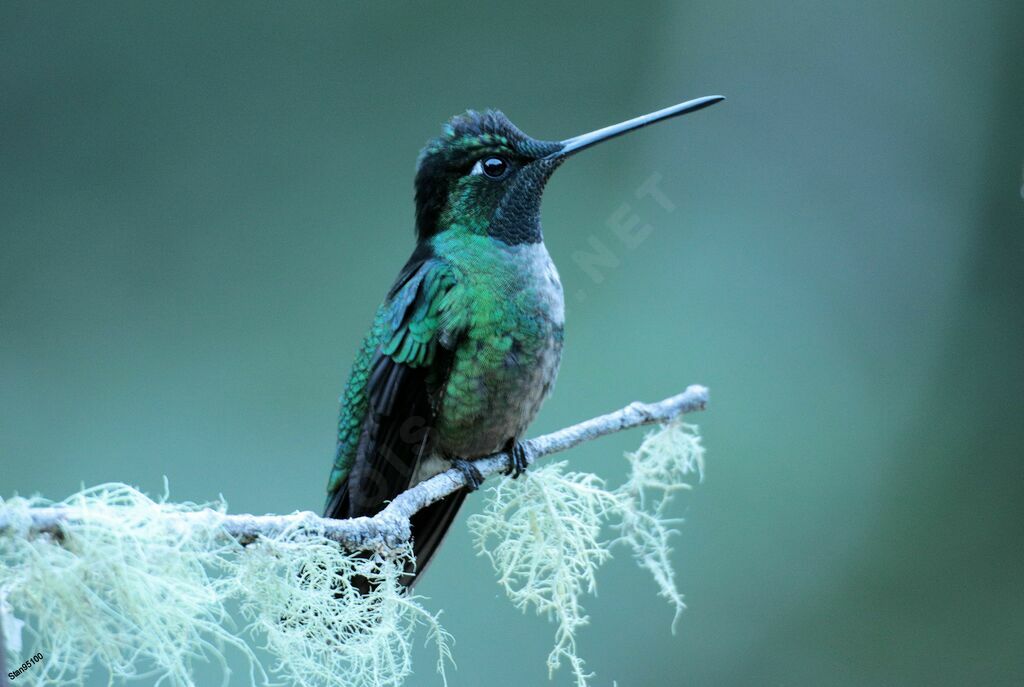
[{"x1": 403, "y1": 489, "x2": 467, "y2": 587}]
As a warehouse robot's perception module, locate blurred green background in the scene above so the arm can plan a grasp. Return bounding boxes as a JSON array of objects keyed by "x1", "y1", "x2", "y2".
[{"x1": 2, "y1": 1, "x2": 1023, "y2": 685}]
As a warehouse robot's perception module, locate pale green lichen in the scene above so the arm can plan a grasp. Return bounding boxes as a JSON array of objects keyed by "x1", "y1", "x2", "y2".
[
  {"x1": 0, "y1": 483, "x2": 449, "y2": 687},
  {"x1": 469, "y1": 462, "x2": 618, "y2": 686},
  {"x1": 0, "y1": 483, "x2": 254, "y2": 686},
  {"x1": 231, "y1": 528, "x2": 451, "y2": 687},
  {"x1": 468, "y1": 421, "x2": 705, "y2": 686},
  {"x1": 618, "y1": 419, "x2": 705, "y2": 632}
]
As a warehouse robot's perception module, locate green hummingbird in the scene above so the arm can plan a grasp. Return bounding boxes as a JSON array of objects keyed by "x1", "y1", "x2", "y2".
[{"x1": 324, "y1": 95, "x2": 724, "y2": 587}]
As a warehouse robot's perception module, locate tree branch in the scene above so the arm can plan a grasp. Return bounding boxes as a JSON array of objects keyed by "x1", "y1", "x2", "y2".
[{"x1": 1, "y1": 385, "x2": 708, "y2": 553}]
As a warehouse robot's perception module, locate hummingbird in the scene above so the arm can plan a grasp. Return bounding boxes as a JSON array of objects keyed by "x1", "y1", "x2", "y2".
[{"x1": 324, "y1": 95, "x2": 724, "y2": 588}]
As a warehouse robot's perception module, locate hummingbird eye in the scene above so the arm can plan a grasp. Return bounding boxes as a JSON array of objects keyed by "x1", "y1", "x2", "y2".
[{"x1": 471, "y1": 156, "x2": 509, "y2": 180}]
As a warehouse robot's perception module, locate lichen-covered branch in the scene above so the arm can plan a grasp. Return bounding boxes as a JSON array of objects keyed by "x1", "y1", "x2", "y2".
[
  {"x1": 0, "y1": 385, "x2": 708, "y2": 687},
  {"x1": 0, "y1": 385, "x2": 708, "y2": 553}
]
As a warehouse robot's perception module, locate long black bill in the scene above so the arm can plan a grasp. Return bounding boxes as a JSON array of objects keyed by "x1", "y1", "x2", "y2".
[{"x1": 552, "y1": 95, "x2": 725, "y2": 158}]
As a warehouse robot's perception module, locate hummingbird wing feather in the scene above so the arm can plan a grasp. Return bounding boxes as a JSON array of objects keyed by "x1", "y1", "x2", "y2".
[{"x1": 324, "y1": 247, "x2": 459, "y2": 522}]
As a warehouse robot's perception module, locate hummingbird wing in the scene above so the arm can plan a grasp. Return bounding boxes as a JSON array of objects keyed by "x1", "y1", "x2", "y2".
[{"x1": 324, "y1": 246, "x2": 460, "y2": 523}]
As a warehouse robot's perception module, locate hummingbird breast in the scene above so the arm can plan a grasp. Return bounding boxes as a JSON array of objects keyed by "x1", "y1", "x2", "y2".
[{"x1": 430, "y1": 236, "x2": 565, "y2": 466}]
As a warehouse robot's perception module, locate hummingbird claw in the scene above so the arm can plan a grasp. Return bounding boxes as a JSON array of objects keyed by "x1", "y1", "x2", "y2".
[
  {"x1": 505, "y1": 441, "x2": 530, "y2": 479},
  {"x1": 452, "y1": 458, "x2": 484, "y2": 491}
]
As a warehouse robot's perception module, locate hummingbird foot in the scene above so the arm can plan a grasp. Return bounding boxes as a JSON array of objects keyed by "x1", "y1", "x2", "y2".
[
  {"x1": 451, "y1": 458, "x2": 484, "y2": 491},
  {"x1": 504, "y1": 439, "x2": 530, "y2": 479}
]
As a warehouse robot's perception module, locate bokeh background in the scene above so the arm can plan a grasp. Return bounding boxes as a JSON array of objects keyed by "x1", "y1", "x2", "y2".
[{"x1": 2, "y1": 2, "x2": 1023, "y2": 685}]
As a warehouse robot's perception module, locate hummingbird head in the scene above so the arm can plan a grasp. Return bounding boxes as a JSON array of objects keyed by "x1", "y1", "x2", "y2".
[
  {"x1": 414, "y1": 96, "x2": 725, "y2": 246},
  {"x1": 414, "y1": 110, "x2": 562, "y2": 245}
]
